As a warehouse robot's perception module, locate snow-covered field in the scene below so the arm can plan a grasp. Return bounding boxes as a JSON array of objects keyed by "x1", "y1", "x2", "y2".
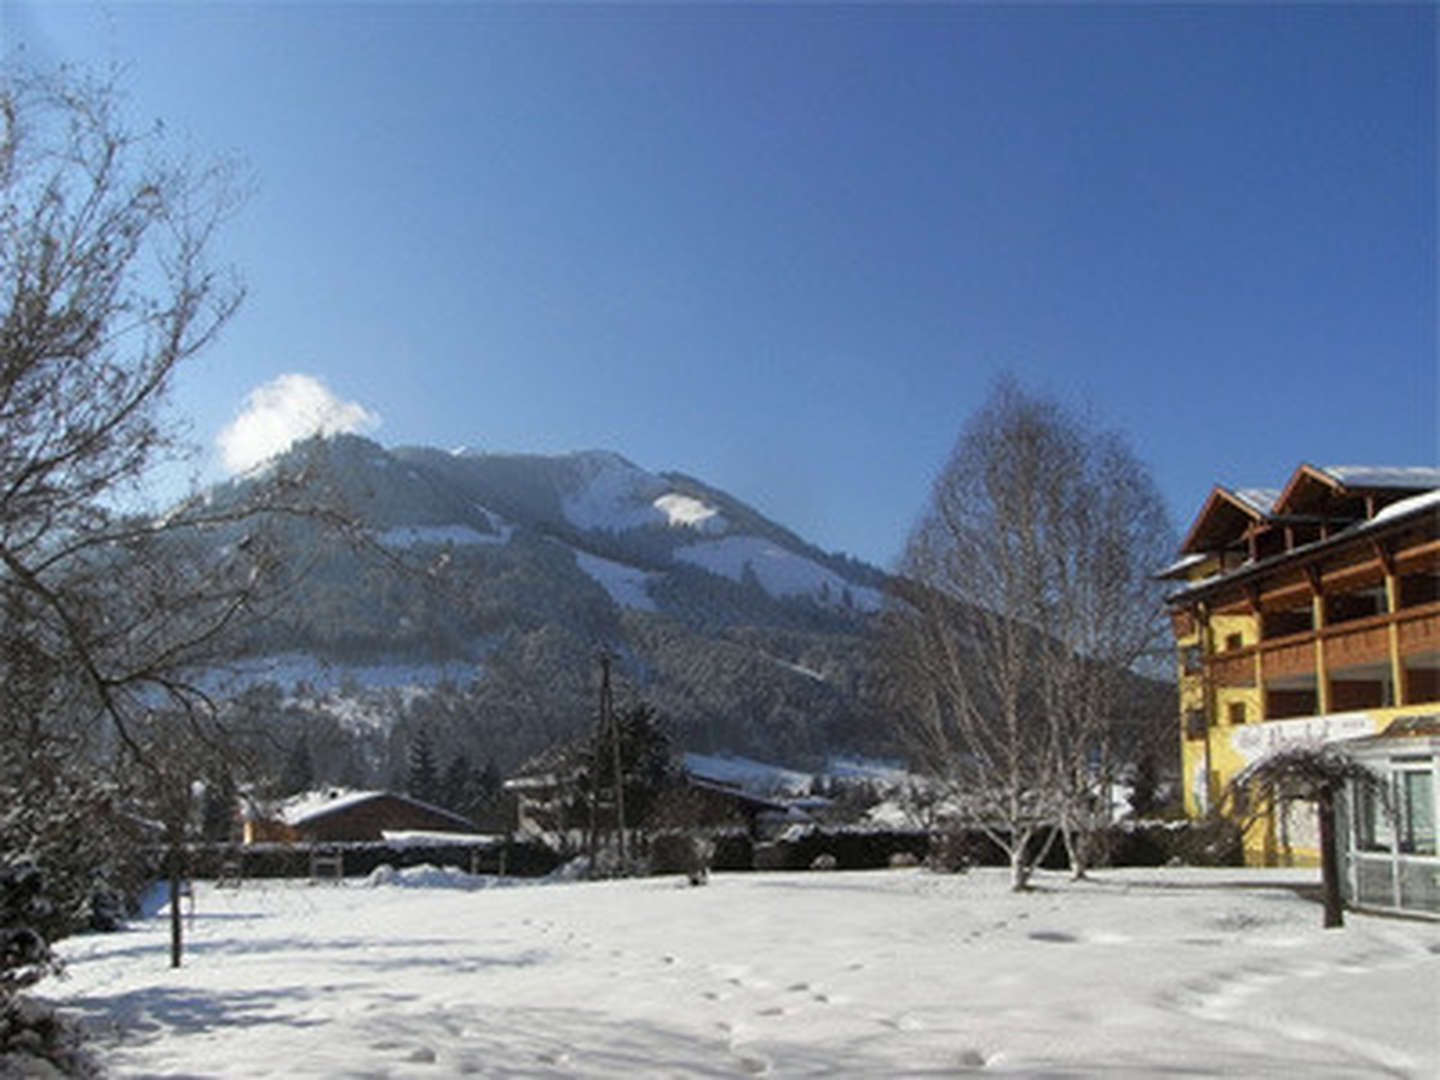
[{"x1": 48, "y1": 867, "x2": 1438, "y2": 1078}]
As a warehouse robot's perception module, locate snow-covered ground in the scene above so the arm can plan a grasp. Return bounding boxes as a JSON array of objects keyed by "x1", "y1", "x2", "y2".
[{"x1": 48, "y1": 867, "x2": 1438, "y2": 1078}]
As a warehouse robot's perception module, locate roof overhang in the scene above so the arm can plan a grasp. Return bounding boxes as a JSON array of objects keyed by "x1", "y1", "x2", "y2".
[{"x1": 1179, "y1": 485, "x2": 1270, "y2": 556}]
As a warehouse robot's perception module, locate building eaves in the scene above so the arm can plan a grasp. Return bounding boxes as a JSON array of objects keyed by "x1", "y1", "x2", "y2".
[
  {"x1": 1320, "y1": 465, "x2": 1440, "y2": 490},
  {"x1": 1165, "y1": 489, "x2": 1438, "y2": 607}
]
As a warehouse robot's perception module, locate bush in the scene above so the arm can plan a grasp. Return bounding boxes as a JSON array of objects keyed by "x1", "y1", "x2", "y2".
[
  {"x1": 0, "y1": 996, "x2": 98, "y2": 1077},
  {"x1": 647, "y1": 833, "x2": 715, "y2": 882},
  {"x1": 1109, "y1": 819, "x2": 1244, "y2": 867},
  {"x1": 174, "y1": 839, "x2": 564, "y2": 881}
]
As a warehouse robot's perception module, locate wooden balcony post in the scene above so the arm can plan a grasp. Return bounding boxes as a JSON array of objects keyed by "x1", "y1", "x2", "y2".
[
  {"x1": 1308, "y1": 566, "x2": 1330, "y2": 714},
  {"x1": 1374, "y1": 540, "x2": 1405, "y2": 707}
]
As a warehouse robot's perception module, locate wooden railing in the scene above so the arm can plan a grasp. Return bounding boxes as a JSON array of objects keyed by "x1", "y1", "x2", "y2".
[{"x1": 1208, "y1": 600, "x2": 1440, "y2": 686}]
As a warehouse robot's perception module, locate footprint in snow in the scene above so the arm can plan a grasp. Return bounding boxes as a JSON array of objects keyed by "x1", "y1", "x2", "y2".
[
  {"x1": 737, "y1": 1055, "x2": 771, "y2": 1074},
  {"x1": 879, "y1": 1013, "x2": 924, "y2": 1031}
]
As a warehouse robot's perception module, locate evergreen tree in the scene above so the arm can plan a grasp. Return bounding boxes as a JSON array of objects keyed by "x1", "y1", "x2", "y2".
[
  {"x1": 407, "y1": 726, "x2": 439, "y2": 805},
  {"x1": 591, "y1": 701, "x2": 679, "y2": 829},
  {"x1": 439, "y1": 752, "x2": 478, "y2": 816},
  {"x1": 279, "y1": 736, "x2": 315, "y2": 797},
  {"x1": 478, "y1": 757, "x2": 504, "y2": 804}
]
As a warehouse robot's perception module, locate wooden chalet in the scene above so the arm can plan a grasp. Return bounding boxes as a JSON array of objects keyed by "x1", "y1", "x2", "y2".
[{"x1": 243, "y1": 789, "x2": 478, "y2": 845}]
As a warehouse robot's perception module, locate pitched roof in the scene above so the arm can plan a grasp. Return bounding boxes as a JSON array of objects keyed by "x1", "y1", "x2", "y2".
[
  {"x1": 1319, "y1": 465, "x2": 1440, "y2": 489},
  {"x1": 253, "y1": 788, "x2": 475, "y2": 831}
]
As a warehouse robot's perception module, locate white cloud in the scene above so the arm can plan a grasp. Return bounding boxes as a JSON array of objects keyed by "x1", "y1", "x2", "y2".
[{"x1": 217, "y1": 374, "x2": 381, "y2": 474}]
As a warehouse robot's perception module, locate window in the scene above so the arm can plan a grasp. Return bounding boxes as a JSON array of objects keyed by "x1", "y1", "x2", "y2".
[
  {"x1": 1225, "y1": 633, "x2": 1244, "y2": 652},
  {"x1": 1181, "y1": 645, "x2": 1203, "y2": 675},
  {"x1": 1354, "y1": 765, "x2": 1438, "y2": 856},
  {"x1": 1397, "y1": 769, "x2": 1436, "y2": 856},
  {"x1": 1184, "y1": 709, "x2": 1207, "y2": 739},
  {"x1": 1355, "y1": 781, "x2": 1390, "y2": 852},
  {"x1": 1228, "y1": 702, "x2": 1246, "y2": 726}
]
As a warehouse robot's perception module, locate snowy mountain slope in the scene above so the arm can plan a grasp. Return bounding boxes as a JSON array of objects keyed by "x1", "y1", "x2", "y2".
[
  {"x1": 242, "y1": 434, "x2": 886, "y2": 616},
  {"x1": 192, "y1": 434, "x2": 894, "y2": 775}
]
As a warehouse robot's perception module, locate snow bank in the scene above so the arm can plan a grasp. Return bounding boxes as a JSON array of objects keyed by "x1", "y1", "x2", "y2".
[{"x1": 364, "y1": 863, "x2": 516, "y2": 890}]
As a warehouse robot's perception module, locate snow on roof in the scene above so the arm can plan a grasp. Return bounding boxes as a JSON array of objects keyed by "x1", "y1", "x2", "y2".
[
  {"x1": 265, "y1": 788, "x2": 381, "y2": 826},
  {"x1": 1231, "y1": 488, "x2": 1280, "y2": 515},
  {"x1": 1364, "y1": 487, "x2": 1440, "y2": 527},
  {"x1": 1320, "y1": 465, "x2": 1440, "y2": 490},
  {"x1": 1154, "y1": 551, "x2": 1209, "y2": 579},
  {"x1": 682, "y1": 752, "x2": 814, "y2": 797},
  {"x1": 255, "y1": 788, "x2": 474, "y2": 829}
]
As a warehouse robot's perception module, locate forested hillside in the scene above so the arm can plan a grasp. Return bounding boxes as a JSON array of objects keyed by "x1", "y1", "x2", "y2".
[{"x1": 197, "y1": 434, "x2": 895, "y2": 796}]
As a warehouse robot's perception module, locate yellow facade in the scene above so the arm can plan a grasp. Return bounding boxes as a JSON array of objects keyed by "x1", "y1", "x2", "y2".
[{"x1": 1164, "y1": 466, "x2": 1439, "y2": 867}]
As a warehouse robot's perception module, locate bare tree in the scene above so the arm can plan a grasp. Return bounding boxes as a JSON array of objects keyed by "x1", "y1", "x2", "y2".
[
  {"x1": 882, "y1": 378, "x2": 1173, "y2": 888},
  {"x1": 0, "y1": 68, "x2": 362, "y2": 1000}
]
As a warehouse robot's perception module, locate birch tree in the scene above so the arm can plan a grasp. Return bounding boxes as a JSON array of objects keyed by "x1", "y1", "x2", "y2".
[{"x1": 882, "y1": 379, "x2": 1173, "y2": 888}]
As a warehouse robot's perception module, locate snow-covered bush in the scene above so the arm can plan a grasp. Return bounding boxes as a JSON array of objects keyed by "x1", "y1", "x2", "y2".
[{"x1": 647, "y1": 833, "x2": 714, "y2": 884}]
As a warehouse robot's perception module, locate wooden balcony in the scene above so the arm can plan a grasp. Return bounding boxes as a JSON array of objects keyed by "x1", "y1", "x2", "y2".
[
  {"x1": 1259, "y1": 635, "x2": 1316, "y2": 681},
  {"x1": 1323, "y1": 617, "x2": 1393, "y2": 668},
  {"x1": 1397, "y1": 602, "x2": 1440, "y2": 655},
  {"x1": 1209, "y1": 650, "x2": 1255, "y2": 687},
  {"x1": 1207, "y1": 600, "x2": 1440, "y2": 702}
]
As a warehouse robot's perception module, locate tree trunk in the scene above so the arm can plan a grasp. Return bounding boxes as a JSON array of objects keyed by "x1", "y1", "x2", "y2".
[
  {"x1": 1318, "y1": 789, "x2": 1344, "y2": 929},
  {"x1": 168, "y1": 851, "x2": 183, "y2": 969},
  {"x1": 1009, "y1": 830, "x2": 1033, "y2": 891},
  {"x1": 1061, "y1": 821, "x2": 1088, "y2": 881}
]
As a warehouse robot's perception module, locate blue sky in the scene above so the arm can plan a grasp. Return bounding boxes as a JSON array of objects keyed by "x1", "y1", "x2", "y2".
[{"x1": 6, "y1": 2, "x2": 1435, "y2": 569}]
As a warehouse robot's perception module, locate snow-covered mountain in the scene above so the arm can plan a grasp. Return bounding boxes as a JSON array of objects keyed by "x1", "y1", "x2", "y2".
[
  {"x1": 202, "y1": 435, "x2": 894, "y2": 780},
  {"x1": 372, "y1": 441, "x2": 887, "y2": 614}
]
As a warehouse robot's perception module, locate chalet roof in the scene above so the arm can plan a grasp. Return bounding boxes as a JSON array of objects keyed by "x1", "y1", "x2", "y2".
[
  {"x1": 1175, "y1": 463, "x2": 1439, "y2": 560},
  {"x1": 1273, "y1": 463, "x2": 1440, "y2": 518},
  {"x1": 252, "y1": 788, "x2": 475, "y2": 831},
  {"x1": 1233, "y1": 487, "x2": 1282, "y2": 515},
  {"x1": 1166, "y1": 480, "x2": 1439, "y2": 604},
  {"x1": 1178, "y1": 485, "x2": 1273, "y2": 555},
  {"x1": 1320, "y1": 465, "x2": 1440, "y2": 489}
]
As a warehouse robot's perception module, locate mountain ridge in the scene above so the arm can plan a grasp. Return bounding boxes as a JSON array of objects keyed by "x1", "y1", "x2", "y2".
[{"x1": 200, "y1": 434, "x2": 895, "y2": 789}]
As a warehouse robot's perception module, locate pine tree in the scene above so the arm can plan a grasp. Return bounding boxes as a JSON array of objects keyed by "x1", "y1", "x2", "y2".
[
  {"x1": 407, "y1": 726, "x2": 438, "y2": 805},
  {"x1": 478, "y1": 758, "x2": 504, "y2": 804},
  {"x1": 439, "y1": 752, "x2": 477, "y2": 816},
  {"x1": 279, "y1": 736, "x2": 315, "y2": 797}
]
